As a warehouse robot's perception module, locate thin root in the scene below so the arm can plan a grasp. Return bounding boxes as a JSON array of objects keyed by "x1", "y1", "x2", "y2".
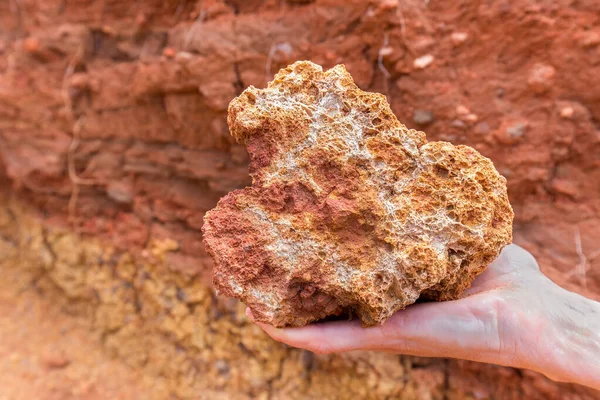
[
  {"x1": 265, "y1": 43, "x2": 277, "y2": 85},
  {"x1": 174, "y1": 0, "x2": 187, "y2": 21},
  {"x1": 377, "y1": 32, "x2": 392, "y2": 96},
  {"x1": 395, "y1": 0, "x2": 433, "y2": 54},
  {"x1": 67, "y1": 118, "x2": 95, "y2": 186},
  {"x1": 9, "y1": 0, "x2": 25, "y2": 26},
  {"x1": 66, "y1": 118, "x2": 97, "y2": 228},
  {"x1": 61, "y1": 59, "x2": 76, "y2": 123},
  {"x1": 571, "y1": 226, "x2": 589, "y2": 288},
  {"x1": 395, "y1": 2, "x2": 413, "y2": 55},
  {"x1": 184, "y1": 8, "x2": 206, "y2": 50},
  {"x1": 67, "y1": 184, "x2": 80, "y2": 226}
]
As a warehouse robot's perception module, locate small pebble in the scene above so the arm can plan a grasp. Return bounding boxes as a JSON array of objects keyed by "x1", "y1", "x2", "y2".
[
  {"x1": 379, "y1": 0, "x2": 399, "y2": 11},
  {"x1": 413, "y1": 54, "x2": 434, "y2": 69},
  {"x1": 22, "y1": 37, "x2": 41, "y2": 54},
  {"x1": 493, "y1": 121, "x2": 528, "y2": 145},
  {"x1": 175, "y1": 51, "x2": 194, "y2": 62},
  {"x1": 560, "y1": 107, "x2": 574, "y2": 119},
  {"x1": 106, "y1": 181, "x2": 134, "y2": 204},
  {"x1": 528, "y1": 63, "x2": 556, "y2": 94},
  {"x1": 414, "y1": 36, "x2": 436, "y2": 52},
  {"x1": 41, "y1": 349, "x2": 70, "y2": 369},
  {"x1": 413, "y1": 109, "x2": 435, "y2": 125},
  {"x1": 464, "y1": 113, "x2": 479, "y2": 123},
  {"x1": 578, "y1": 31, "x2": 600, "y2": 48},
  {"x1": 214, "y1": 360, "x2": 230, "y2": 375},
  {"x1": 451, "y1": 32, "x2": 468, "y2": 46},
  {"x1": 456, "y1": 105, "x2": 470, "y2": 115},
  {"x1": 475, "y1": 122, "x2": 490, "y2": 135},
  {"x1": 451, "y1": 119, "x2": 466, "y2": 129},
  {"x1": 551, "y1": 179, "x2": 579, "y2": 198},
  {"x1": 379, "y1": 46, "x2": 394, "y2": 57},
  {"x1": 162, "y1": 47, "x2": 176, "y2": 58},
  {"x1": 506, "y1": 122, "x2": 527, "y2": 138}
]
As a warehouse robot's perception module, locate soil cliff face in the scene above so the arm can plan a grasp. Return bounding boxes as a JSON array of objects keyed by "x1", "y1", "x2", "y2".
[{"x1": 1, "y1": 0, "x2": 599, "y2": 398}]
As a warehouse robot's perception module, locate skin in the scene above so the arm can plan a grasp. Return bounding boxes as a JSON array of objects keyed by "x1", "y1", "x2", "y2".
[{"x1": 248, "y1": 244, "x2": 600, "y2": 390}]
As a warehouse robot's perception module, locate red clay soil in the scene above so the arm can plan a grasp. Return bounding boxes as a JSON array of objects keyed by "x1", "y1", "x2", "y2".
[{"x1": 1, "y1": 0, "x2": 600, "y2": 399}]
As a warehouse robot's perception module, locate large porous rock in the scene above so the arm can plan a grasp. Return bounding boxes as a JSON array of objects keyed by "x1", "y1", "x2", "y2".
[{"x1": 202, "y1": 61, "x2": 513, "y2": 327}]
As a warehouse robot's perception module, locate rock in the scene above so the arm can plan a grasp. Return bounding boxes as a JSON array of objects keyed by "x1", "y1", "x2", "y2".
[
  {"x1": 41, "y1": 348, "x2": 70, "y2": 369},
  {"x1": 22, "y1": 37, "x2": 41, "y2": 54},
  {"x1": 464, "y1": 113, "x2": 479, "y2": 123},
  {"x1": 413, "y1": 54, "x2": 434, "y2": 69},
  {"x1": 451, "y1": 119, "x2": 467, "y2": 129},
  {"x1": 506, "y1": 122, "x2": 527, "y2": 138},
  {"x1": 455, "y1": 105, "x2": 478, "y2": 124},
  {"x1": 560, "y1": 106, "x2": 574, "y2": 119},
  {"x1": 456, "y1": 105, "x2": 470, "y2": 115},
  {"x1": 527, "y1": 63, "x2": 556, "y2": 94},
  {"x1": 475, "y1": 122, "x2": 490, "y2": 135},
  {"x1": 577, "y1": 30, "x2": 600, "y2": 48},
  {"x1": 414, "y1": 36, "x2": 436, "y2": 52},
  {"x1": 162, "y1": 47, "x2": 176, "y2": 58},
  {"x1": 412, "y1": 109, "x2": 435, "y2": 126},
  {"x1": 451, "y1": 32, "x2": 469, "y2": 46},
  {"x1": 379, "y1": 46, "x2": 394, "y2": 57},
  {"x1": 106, "y1": 180, "x2": 134, "y2": 204},
  {"x1": 378, "y1": 0, "x2": 399, "y2": 11},
  {"x1": 494, "y1": 121, "x2": 528, "y2": 145},
  {"x1": 202, "y1": 61, "x2": 513, "y2": 328},
  {"x1": 551, "y1": 179, "x2": 579, "y2": 199}
]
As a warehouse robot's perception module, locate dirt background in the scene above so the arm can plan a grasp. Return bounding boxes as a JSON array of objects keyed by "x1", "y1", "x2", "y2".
[{"x1": 0, "y1": 0, "x2": 599, "y2": 398}]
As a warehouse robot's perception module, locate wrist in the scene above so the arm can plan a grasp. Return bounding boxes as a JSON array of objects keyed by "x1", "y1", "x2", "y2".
[{"x1": 533, "y1": 284, "x2": 600, "y2": 388}]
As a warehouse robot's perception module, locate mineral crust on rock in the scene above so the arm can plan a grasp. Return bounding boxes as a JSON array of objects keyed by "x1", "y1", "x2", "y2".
[{"x1": 202, "y1": 61, "x2": 513, "y2": 327}]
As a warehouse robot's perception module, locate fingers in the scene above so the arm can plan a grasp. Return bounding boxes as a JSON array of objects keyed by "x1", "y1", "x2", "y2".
[
  {"x1": 248, "y1": 292, "x2": 516, "y2": 367},
  {"x1": 247, "y1": 308, "x2": 374, "y2": 354}
]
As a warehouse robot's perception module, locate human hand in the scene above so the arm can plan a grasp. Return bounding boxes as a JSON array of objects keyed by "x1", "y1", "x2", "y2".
[{"x1": 248, "y1": 244, "x2": 600, "y2": 389}]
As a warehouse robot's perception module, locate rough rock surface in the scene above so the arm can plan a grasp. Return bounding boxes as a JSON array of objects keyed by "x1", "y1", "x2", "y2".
[{"x1": 203, "y1": 61, "x2": 513, "y2": 327}]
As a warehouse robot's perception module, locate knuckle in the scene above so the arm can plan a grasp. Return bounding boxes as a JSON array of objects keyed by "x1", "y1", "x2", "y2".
[{"x1": 504, "y1": 244, "x2": 540, "y2": 271}]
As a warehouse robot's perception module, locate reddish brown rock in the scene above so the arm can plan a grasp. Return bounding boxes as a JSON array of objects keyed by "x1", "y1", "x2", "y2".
[
  {"x1": 528, "y1": 63, "x2": 556, "y2": 94},
  {"x1": 203, "y1": 61, "x2": 514, "y2": 327},
  {"x1": 41, "y1": 348, "x2": 70, "y2": 370}
]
